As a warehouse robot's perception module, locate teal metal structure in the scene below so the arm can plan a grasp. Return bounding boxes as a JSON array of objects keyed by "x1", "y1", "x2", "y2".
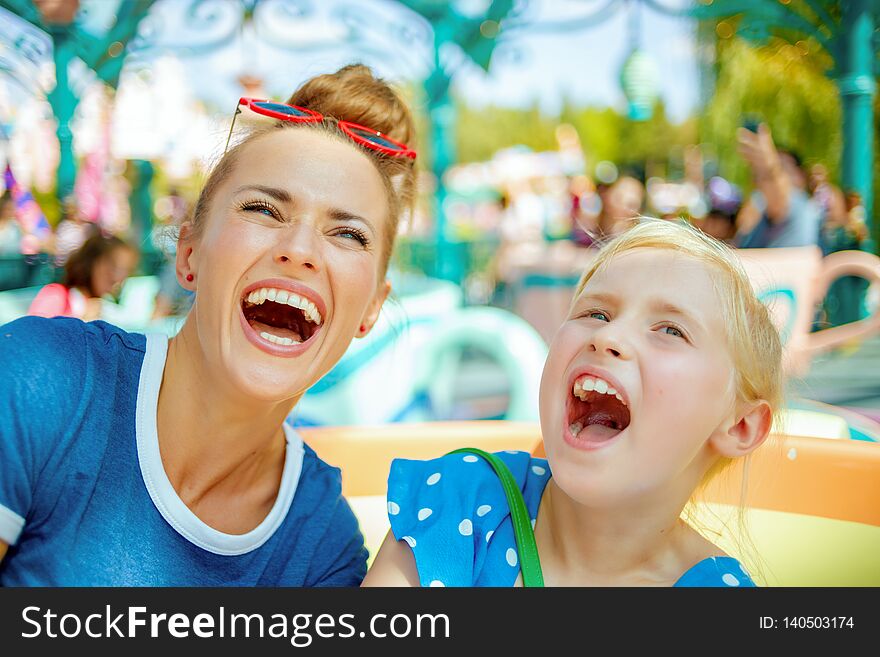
[{"x1": 0, "y1": 0, "x2": 155, "y2": 201}]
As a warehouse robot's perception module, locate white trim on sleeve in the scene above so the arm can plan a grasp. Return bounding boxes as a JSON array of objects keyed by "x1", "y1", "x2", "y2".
[{"x1": 0, "y1": 503, "x2": 24, "y2": 545}]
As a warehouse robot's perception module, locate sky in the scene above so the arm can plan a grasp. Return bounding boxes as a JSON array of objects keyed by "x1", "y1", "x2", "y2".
[{"x1": 1, "y1": 0, "x2": 703, "y2": 124}]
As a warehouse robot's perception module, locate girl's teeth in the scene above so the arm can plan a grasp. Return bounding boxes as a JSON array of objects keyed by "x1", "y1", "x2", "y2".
[
  {"x1": 582, "y1": 378, "x2": 596, "y2": 392},
  {"x1": 594, "y1": 379, "x2": 608, "y2": 394},
  {"x1": 266, "y1": 289, "x2": 277, "y2": 302},
  {"x1": 569, "y1": 422, "x2": 583, "y2": 435},
  {"x1": 275, "y1": 290, "x2": 289, "y2": 304}
]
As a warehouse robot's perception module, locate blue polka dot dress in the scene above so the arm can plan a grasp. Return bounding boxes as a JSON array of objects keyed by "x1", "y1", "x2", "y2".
[{"x1": 386, "y1": 451, "x2": 757, "y2": 588}]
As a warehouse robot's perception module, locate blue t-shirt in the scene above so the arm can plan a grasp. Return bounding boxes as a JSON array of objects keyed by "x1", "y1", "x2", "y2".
[
  {"x1": 0, "y1": 316, "x2": 367, "y2": 586},
  {"x1": 388, "y1": 451, "x2": 756, "y2": 587}
]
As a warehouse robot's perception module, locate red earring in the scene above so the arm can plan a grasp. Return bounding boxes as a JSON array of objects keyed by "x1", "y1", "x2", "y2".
[
  {"x1": 186, "y1": 273, "x2": 194, "y2": 282},
  {"x1": 360, "y1": 324, "x2": 366, "y2": 333}
]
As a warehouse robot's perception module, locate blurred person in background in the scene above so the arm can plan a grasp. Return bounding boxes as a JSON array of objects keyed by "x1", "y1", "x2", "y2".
[
  {"x1": 53, "y1": 195, "x2": 98, "y2": 266},
  {"x1": 0, "y1": 193, "x2": 23, "y2": 255},
  {"x1": 570, "y1": 176, "x2": 644, "y2": 247},
  {"x1": 27, "y1": 232, "x2": 138, "y2": 321},
  {"x1": 734, "y1": 124, "x2": 821, "y2": 249},
  {"x1": 697, "y1": 176, "x2": 741, "y2": 244}
]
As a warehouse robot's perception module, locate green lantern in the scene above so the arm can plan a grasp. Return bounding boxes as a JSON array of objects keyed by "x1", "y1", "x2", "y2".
[{"x1": 620, "y1": 48, "x2": 658, "y2": 121}]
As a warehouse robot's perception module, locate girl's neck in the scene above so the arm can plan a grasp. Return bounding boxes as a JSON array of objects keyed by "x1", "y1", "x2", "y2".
[
  {"x1": 156, "y1": 321, "x2": 295, "y2": 508},
  {"x1": 534, "y1": 480, "x2": 720, "y2": 586}
]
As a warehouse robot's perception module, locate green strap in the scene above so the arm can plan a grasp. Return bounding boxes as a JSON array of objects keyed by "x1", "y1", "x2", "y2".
[{"x1": 448, "y1": 448, "x2": 545, "y2": 587}]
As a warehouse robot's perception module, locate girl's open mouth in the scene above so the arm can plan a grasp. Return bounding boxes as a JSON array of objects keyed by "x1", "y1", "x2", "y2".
[
  {"x1": 565, "y1": 373, "x2": 631, "y2": 449},
  {"x1": 238, "y1": 283, "x2": 324, "y2": 357}
]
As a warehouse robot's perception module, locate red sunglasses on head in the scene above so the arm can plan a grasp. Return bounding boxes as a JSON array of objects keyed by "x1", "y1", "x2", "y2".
[{"x1": 225, "y1": 97, "x2": 417, "y2": 160}]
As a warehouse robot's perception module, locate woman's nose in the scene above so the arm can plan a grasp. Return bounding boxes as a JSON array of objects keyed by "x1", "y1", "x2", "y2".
[{"x1": 274, "y1": 223, "x2": 322, "y2": 272}]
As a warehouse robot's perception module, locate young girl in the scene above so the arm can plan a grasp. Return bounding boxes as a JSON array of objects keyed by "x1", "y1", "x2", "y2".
[{"x1": 363, "y1": 219, "x2": 782, "y2": 587}]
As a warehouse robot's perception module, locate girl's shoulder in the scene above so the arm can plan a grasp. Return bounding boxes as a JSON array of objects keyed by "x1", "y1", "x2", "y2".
[
  {"x1": 388, "y1": 449, "x2": 550, "y2": 518},
  {"x1": 674, "y1": 556, "x2": 757, "y2": 587},
  {"x1": 386, "y1": 450, "x2": 551, "y2": 587}
]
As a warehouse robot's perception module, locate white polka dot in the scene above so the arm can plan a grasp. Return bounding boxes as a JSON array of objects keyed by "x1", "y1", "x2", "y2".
[
  {"x1": 739, "y1": 563, "x2": 749, "y2": 576},
  {"x1": 458, "y1": 519, "x2": 473, "y2": 536},
  {"x1": 387, "y1": 501, "x2": 400, "y2": 516},
  {"x1": 531, "y1": 465, "x2": 546, "y2": 476},
  {"x1": 787, "y1": 448, "x2": 797, "y2": 461},
  {"x1": 462, "y1": 455, "x2": 479, "y2": 463},
  {"x1": 485, "y1": 530, "x2": 494, "y2": 542},
  {"x1": 402, "y1": 536, "x2": 416, "y2": 548},
  {"x1": 429, "y1": 580, "x2": 445, "y2": 587},
  {"x1": 531, "y1": 518, "x2": 536, "y2": 530},
  {"x1": 476, "y1": 505, "x2": 492, "y2": 517},
  {"x1": 427, "y1": 472, "x2": 442, "y2": 486},
  {"x1": 417, "y1": 508, "x2": 433, "y2": 521},
  {"x1": 505, "y1": 450, "x2": 519, "y2": 454},
  {"x1": 506, "y1": 548, "x2": 518, "y2": 567},
  {"x1": 722, "y1": 573, "x2": 740, "y2": 587}
]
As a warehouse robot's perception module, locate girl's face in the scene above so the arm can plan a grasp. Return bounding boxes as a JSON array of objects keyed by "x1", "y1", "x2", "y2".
[
  {"x1": 179, "y1": 128, "x2": 391, "y2": 402},
  {"x1": 91, "y1": 246, "x2": 136, "y2": 298},
  {"x1": 539, "y1": 248, "x2": 738, "y2": 506}
]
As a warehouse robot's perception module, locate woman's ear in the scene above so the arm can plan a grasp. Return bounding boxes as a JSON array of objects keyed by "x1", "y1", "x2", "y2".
[
  {"x1": 711, "y1": 400, "x2": 773, "y2": 458},
  {"x1": 175, "y1": 223, "x2": 197, "y2": 291},
  {"x1": 357, "y1": 279, "x2": 392, "y2": 338}
]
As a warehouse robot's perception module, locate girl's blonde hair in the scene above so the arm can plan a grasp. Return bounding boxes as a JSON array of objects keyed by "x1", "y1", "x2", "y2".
[{"x1": 572, "y1": 219, "x2": 784, "y2": 480}]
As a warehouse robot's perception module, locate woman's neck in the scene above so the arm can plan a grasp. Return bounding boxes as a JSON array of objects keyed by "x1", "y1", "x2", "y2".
[
  {"x1": 156, "y1": 321, "x2": 294, "y2": 514},
  {"x1": 534, "y1": 480, "x2": 718, "y2": 587}
]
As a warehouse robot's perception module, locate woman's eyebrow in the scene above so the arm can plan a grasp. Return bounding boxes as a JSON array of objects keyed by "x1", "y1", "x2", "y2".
[
  {"x1": 328, "y1": 208, "x2": 375, "y2": 235},
  {"x1": 234, "y1": 185, "x2": 292, "y2": 204}
]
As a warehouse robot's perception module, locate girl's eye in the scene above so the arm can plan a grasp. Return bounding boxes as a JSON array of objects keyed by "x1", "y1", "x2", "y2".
[
  {"x1": 587, "y1": 310, "x2": 609, "y2": 321},
  {"x1": 660, "y1": 325, "x2": 685, "y2": 339}
]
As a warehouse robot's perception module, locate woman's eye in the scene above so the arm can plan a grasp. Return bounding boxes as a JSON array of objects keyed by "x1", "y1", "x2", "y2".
[
  {"x1": 240, "y1": 201, "x2": 279, "y2": 219},
  {"x1": 335, "y1": 228, "x2": 369, "y2": 246}
]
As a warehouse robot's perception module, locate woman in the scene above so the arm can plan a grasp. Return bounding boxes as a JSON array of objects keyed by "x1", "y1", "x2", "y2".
[
  {"x1": 0, "y1": 64, "x2": 417, "y2": 585},
  {"x1": 27, "y1": 232, "x2": 138, "y2": 321}
]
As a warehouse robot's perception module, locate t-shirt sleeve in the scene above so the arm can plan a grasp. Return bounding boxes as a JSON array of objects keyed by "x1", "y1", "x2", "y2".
[
  {"x1": 308, "y1": 497, "x2": 368, "y2": 587},
  {"x1": 0, "y1": 317, "x2": 84, "y2": 545},
  {"x1": 674, "y1": 556, "x2": 757, "y2": 587}
]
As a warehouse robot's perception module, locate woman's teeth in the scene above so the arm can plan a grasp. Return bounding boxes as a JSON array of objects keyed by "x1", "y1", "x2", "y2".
[
  {"x1": 259, "y1": 331, "x2": 300, "y2": 346},
  {"x1": 245, "y1": 287, "x2": 323, "y2": 325},
  {"x1": 573, "y1": 375, "x2": 626, "y2": 404}
]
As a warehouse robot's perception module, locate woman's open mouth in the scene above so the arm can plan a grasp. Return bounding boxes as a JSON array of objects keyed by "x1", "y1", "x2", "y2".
[
  {"x1": 565, "y1": 373, "x2": 631, "y2": 450},
  {"x1": 238, "y1": 283, "x2": 324, "y2": 357}
]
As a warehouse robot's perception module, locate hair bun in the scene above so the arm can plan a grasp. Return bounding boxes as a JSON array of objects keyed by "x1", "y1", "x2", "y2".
[{"x1": 286, "y1": 64, "x2": 415, "y2": 148}]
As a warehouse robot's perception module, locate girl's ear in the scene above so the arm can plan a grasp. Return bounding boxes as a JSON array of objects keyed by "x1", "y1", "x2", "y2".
[{"x1": 711, "y1": 400, "x2": 773, "y2": 458}]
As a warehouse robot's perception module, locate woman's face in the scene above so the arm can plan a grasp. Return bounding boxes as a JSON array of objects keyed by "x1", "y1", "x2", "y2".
[
  {"x1": 180, "y1": 128, "x2": 391, "y2": 402},
  {"x1": 539, "y1": 249, "x2": 737, "y2": 507},
  {"x1": 91, "y1": 246, "x2": 136, "y2": 298}
]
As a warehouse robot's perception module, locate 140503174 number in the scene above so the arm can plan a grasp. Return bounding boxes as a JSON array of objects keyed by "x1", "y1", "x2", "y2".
[{"x1": 784, "y1": 617, "x2": 854, "y2": 629}]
